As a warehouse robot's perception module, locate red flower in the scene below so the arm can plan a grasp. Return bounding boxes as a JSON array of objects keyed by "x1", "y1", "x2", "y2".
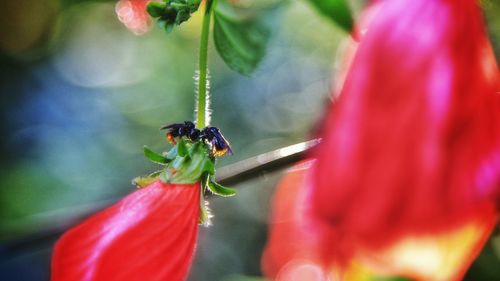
[
  {"x1": 115, "y1": 0, "x2": 152, "y2": 35},
  {"x1": 264, "y1": 0, "x2": 500, "y2": 280},
  {"x1": 51, "y1": 180, "x2": 200, "y2": 281},
  {"x1": 261, "y1": 161, "x2": 329, "y2": 280}
]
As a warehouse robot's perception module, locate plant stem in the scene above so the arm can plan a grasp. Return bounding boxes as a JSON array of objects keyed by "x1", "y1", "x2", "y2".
[{"x1": 196, "y1": 0, "x2": 215, "y2": 129}]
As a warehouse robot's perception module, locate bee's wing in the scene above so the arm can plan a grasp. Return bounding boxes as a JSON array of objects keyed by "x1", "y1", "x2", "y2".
[
  {"x1": 160, "y1": 123, "x2": 184, "y2": 130},
  {"x1": 212, "y1": 129, "x2": 232, "y2": 155}
]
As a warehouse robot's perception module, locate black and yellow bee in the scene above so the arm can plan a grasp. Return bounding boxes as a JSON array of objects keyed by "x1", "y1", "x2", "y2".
[{"x1": 161, "y1": 121, "x2": 232, "y2": 157}]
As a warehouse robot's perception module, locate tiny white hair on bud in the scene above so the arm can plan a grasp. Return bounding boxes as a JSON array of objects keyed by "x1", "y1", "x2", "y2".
[{"x1": 194, "y1": 68, "x2": 212, "y2": 127}]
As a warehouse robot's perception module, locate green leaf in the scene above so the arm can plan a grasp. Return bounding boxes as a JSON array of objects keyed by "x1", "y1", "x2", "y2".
[
  {"x1": 143, "y1": 146, "x2": 169, "y2": 164},
  {"x1": 213, "y1": 2, "x2": 278, "y2": 75},
  {"x1": 207, "y1": 177, "x2": 236, "y2": 197},
  {"x1": 306, "y1": 0, "x2": 354, "y2": 32}
]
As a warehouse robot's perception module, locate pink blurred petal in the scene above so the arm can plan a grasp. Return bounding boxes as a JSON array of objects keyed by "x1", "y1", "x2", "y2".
[
  {"x1": 116, "y1": 0, "x2": 152, "y2": 35},
  {"x1": 313, "y1": 0, "x2": 500, "y2": 263},
  {"x1": 262, "y1": 161, "x2": 332, "y2": 280},
  {"x1": 264, "y1": 0, "x2": 500, "y2": 279}
]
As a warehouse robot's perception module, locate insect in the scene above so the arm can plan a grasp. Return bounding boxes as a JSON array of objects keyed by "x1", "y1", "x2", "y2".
[
  {"x1": 161, "y1": 121, "x2": 200, "y2": 143},
  {"x1": 161, "y1": 121, "x2": 232, "y2": 156}
]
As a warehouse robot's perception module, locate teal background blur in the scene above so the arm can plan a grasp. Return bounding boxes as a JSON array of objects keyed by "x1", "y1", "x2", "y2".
[{"x1": 1, "y1": 0, "x2": 500, "y2": 280}]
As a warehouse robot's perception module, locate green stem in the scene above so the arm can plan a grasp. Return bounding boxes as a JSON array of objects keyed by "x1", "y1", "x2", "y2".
[{"x1": 196, "y1": 0, "x2": 215, "y2": 129}]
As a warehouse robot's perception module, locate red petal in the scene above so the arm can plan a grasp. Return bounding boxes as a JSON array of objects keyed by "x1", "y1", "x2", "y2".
[
  {"x1": 262, "y1": 161, "x2": 331, "y2": 280},
  {"x1": 313, "y1": 0, "x2": 500, "y2": 263},
  {"x1": 51, "y1": 180, "x2": 200, "y2": 281},
  {"x1": 263, "y1": 164, "x2": 497, "y2": 280},
  {"x1": 115, "y1": 0, "x2": 152, "y2": 35}
]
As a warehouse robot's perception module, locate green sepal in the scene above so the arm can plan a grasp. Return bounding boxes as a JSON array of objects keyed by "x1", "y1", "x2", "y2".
[
  {"x1": 164, "y1": 138, "x2": 190, "y2": 160},
  {"x1": 143, "y1": 146, "x2": 170, "y2": 165},
  {"x1": 201, "y1": 173, "x2": 209, "y2": 193},
  {"x1": 177, "y1": 138, "x2": 189, "y2": 157},
  {"x1": 140, "y1": 129, "x2": 235, "y2": 225},
  {"x1": 175, "y1": 10, "x2": 190, "y2": 24},
  {"x1": 147, "y1": 0, "x2": 202, "y2": 34},
  {"x1": 165, "y1": 144, "x2": 179, "y2": 160},
  {"x1": 160, "y1": 140, "x2": 215, "y2": 184},
  {"x1": 157, "y1": 19, "x2": 175, "y2": 33},
  {"x1": 147, "y1": 2, "x2": 167, "y2": 18},
  {"x1": 197, "y1": 173, "x2": 211, "y2": 226},
  {"x1": 206, "y1": 176, "x2": 236, "y2": 197},
  {"x1": 132, "y1": 170, "x2": 162, "y2": 188}
]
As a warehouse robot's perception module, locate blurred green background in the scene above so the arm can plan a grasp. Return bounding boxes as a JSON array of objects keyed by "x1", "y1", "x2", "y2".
[{"x1": 0, "y1": 0, "x2": 500, "y2": 280}]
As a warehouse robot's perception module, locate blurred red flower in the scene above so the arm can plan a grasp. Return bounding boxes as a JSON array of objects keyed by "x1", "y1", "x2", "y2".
[
  {"x1": 51, "y1": 180, "x2": 200, "y2": 281},
  {"x1": 115, "y1": 0, "x2": 152, "y2": 35},
  {"x1": 262, "y1": 161, "x2": 333, "y2": 280},
  {"x1": 263, "y1": 0, "x2": 500, "y2": 280}
]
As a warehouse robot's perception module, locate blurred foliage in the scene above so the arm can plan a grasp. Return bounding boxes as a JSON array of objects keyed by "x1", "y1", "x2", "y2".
[
  {"x1": 306, "y1": 0, "x2": 354, "y2": 32},
  {"x1": 484, "y1": 0, "x2": 500, "y2": 62},
  {"x1": 464, "y1": 236, "x2": 500, "y2": 280},
  {"x1": 0, "y1": 0, "x2": 499, "y2": 280},
  {"x1": 213, "y1": 0, "x2": 278, "y2": 76},
  {"x1": 147, "y1": 0, "x2": 202, "y2": 33}
]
